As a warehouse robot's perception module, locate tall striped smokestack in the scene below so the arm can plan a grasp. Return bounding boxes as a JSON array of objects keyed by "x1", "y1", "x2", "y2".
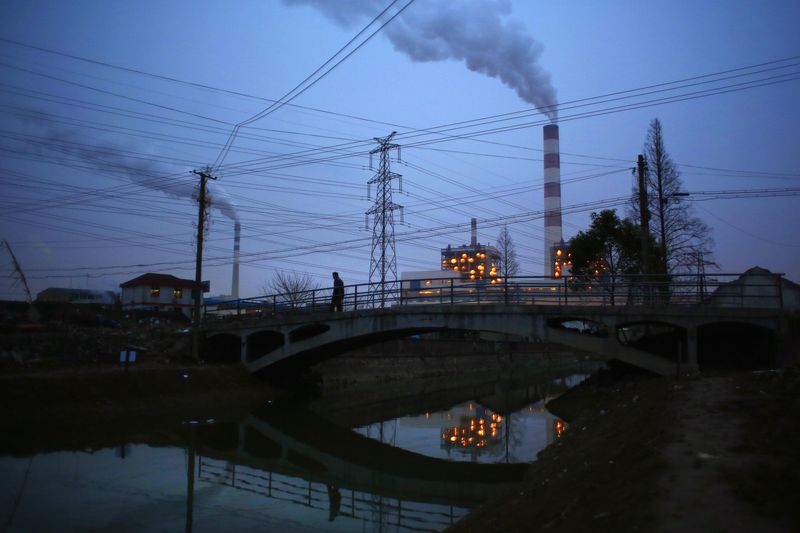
[
  {"x1": 231, "y1": 222, "x2": 240, "y2": 299},
  {"x1": 543, "y1": 124, "x2": 562, "y2": 277}
]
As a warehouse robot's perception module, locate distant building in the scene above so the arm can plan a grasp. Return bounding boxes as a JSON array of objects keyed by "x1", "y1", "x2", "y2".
[
  {"x1": 440, "y1": 243, "x2": 502, "y2": 283},
  {"x1": 36, "y1": 288, "x2": 117, "y2": 305},
  {"x1": 120, "y1": 273, "x2": 198, "y2": 319},
  {"x1": 438, "y1": 218, "x2": 504, "y2": 284},
  {"x1": 399, "y1": 219, "x2": 507, "y2": 304},
  {"x1": 709, "y1": 266, "x2": 800, "y2": 311}
]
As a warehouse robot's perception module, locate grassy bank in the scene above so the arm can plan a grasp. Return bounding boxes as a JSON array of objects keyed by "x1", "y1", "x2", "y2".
[{"x1": 447, "y1": 368, "x2": 800, "y2": 532}]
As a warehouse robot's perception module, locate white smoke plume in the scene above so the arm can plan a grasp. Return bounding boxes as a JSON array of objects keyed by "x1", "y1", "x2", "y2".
[
  {"x1": 284, "y1": 0, "x2": 558, "y2": 121},
  {"x1": 26, "y1": 113, "x2": 239, "y2": 222}
]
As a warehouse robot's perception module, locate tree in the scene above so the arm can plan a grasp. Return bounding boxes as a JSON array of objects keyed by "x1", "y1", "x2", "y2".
[
  {"x1": 569, "y1": 209, "x2": 643, "y2": 280},
  {"x1": 631, "y1": 118, "x2": 713, "y2": 273},
  {"x1": 262, "y1": 270, "x2": 320, "y2": 308},
  {"x1": 496, "y1": 225, "x2": 519, "y2": 279}
]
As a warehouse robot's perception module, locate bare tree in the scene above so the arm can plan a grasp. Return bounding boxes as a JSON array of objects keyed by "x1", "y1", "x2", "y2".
[
  {"x1": 262, "y1": 271, "x2": 320, "y2": 308},
  {"x1": 497, "y1": 225, "x2": 519, "y2": 279},
  {"x1": 630, "y1": 118, "x2": 713, "y2": 273}
]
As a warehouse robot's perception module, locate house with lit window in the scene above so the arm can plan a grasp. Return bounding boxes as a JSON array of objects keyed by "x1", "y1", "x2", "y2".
[{"x1": 120, "y1": 273, "x2": 198, "y2": 320}]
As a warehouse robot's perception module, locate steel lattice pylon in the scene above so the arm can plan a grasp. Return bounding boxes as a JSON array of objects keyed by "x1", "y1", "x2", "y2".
[{"x1": 366, "y1": 132, "x2": 403, "y2": 308}]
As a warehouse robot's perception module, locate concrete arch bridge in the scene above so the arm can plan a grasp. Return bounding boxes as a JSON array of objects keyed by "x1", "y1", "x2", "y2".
[{"x1": 205, "y1": 303, "x2": 787, "y2": 377}]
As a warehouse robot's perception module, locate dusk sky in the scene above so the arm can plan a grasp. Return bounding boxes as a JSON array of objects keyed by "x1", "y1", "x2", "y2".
[{"x1": 1, "y1": 0, "x2": 798, "y2": 301}]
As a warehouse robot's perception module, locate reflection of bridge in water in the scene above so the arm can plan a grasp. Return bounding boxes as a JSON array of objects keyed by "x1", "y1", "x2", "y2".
[
  {"x1": 197, "y1": 457, "x2": 466, "y2": 531},
  {"x1": 196, "y1": 405, "x2": 528, "y2": 508},
  {"x1": 191, "y1": 373, "x2": 576, "y2": 531}
]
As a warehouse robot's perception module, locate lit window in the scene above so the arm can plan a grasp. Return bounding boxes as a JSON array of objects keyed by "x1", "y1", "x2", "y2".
[
  {"x1": 173, "y1": 288, "x2": 183, "y2": 298},
  {"x1": 150, "y1": 286, "x2": 160, "y2": 297}
]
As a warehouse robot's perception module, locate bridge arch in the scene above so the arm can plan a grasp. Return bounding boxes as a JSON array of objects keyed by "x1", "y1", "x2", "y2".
[
  {"x1": 247, "y1": 330, "x2": 285, "y2": 363},
  {"x1": 697, "y1": 321, "x2": 775, "y2": 370},
  {"x1": 288, "y1": 323, "x2": 331, "y2": 343}
]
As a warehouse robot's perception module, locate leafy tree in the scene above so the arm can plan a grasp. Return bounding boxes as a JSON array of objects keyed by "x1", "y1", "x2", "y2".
[
  {"x1": 496, "y1": 225, "x2": 519, "y2": 279},
  {"x1": 569, "y1": 209, "x2": 643, "y2": 280},
  {"x1": 570, "y1": 209, "x2": 664, "y2": 304},
  {"x1": 262, "y1": 270, "x2": 320, "y2": 308},
  {"x1": 630, "y1": 118, "x2": 713, "y2": 273}
]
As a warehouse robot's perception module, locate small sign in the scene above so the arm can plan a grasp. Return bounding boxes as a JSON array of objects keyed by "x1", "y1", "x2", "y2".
[
  {"x1": 116, "y1": 444, "x2": 132, "y2": 459},
  {"x1": 119, "y1": 350, "x2": 137, "y2": 363}
]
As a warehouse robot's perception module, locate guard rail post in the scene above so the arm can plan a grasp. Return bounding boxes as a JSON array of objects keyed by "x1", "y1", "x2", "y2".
[{"x1": 450, "y1": 279, "x2": 454, "y2": 305}]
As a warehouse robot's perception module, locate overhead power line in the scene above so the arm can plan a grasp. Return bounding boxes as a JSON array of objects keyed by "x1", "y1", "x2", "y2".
[{"x1": 211, "y1": 0, "x2": 416, "y2": 171}]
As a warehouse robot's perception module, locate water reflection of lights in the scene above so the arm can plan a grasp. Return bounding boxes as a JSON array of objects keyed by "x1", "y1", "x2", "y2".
[
  {"x1": 441, "y1": 413, "x2": 504, "y2": 452},
  {"x1": 554, "y1": 419, "x2": 566, "y2": 438}
]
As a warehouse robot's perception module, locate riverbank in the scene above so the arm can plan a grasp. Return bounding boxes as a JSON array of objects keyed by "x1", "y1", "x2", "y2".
[{"x1": 447, "y1": 367, "x2": 800, "y2": 532}]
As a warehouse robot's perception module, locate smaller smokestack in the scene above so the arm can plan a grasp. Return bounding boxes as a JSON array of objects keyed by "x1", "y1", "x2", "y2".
[
  {"x1": 471, "y1": 218, "x2": 477, "y2": 246},
  {"x1": 231, "y1": 222, "x2": 240, "y2": 299}
]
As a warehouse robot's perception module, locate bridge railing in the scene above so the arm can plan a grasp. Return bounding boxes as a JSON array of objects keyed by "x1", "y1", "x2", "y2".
[{"x1": 203, "y1": 271, "x2": 786, "y2": 319}]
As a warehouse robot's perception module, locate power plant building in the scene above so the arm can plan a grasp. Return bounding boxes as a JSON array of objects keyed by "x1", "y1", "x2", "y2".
[{"x1": 440, "y1": 219, "x2": 503, "y2": 284}]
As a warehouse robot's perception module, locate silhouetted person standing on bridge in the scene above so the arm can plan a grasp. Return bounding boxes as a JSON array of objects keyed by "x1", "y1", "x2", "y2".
[{"x1": 330, "y1": 272, "x2": 344, "y2": 312}]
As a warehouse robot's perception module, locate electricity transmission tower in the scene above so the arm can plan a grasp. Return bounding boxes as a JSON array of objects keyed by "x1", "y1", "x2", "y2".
[{"x1": 366, "y1": 132, "x2": 403, "y2": 308}]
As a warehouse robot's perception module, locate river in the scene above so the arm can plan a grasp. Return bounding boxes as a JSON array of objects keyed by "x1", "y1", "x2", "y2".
[{"x1": 0, "y1": 367, "x2": 594, "y2": 532}]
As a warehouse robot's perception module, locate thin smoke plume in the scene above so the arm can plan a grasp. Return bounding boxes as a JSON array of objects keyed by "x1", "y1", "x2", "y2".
[
  {"x1": 284, "y1": 0, "x2": 558, "y2": 121},
  {"x1": 27, "y1": 114, "x2": 239, "y2": 222}
]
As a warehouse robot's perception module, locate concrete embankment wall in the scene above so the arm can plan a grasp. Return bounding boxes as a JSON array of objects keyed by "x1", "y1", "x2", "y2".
[{"x1": 312, "y1": 333, "x2": 595, "y2": 388}]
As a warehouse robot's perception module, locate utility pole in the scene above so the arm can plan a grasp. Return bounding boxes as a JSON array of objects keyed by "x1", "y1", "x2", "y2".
[
  {"x1": 637, "y1": 154, "x2": 650, "y2": 276},
  {"x1": 366, "y1": 132, "x2": 403, "y2": 308},
  {"x1": 191, "y1": 167, "x2": 216, "y2": 361}
]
